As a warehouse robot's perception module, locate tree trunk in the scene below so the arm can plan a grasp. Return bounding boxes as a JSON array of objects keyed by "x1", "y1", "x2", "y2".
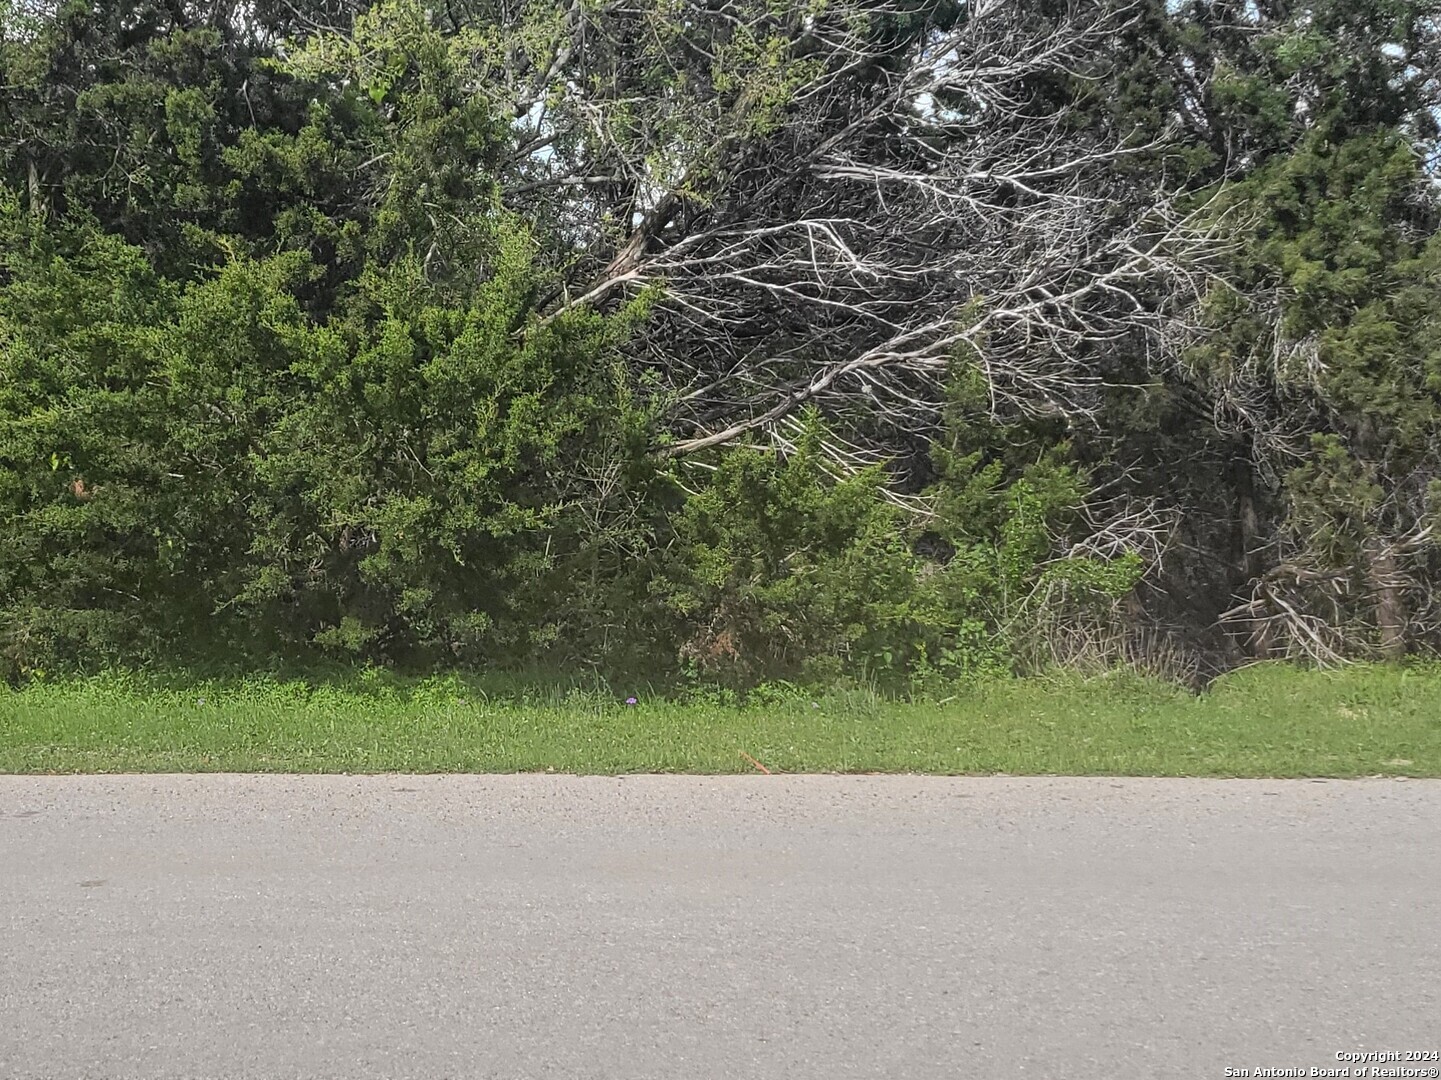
[
  {"x1": 1367, "y1": 542, "x2": 1407, "y2": 659},
  {"x1": 1230, "y1": 454, "x2": 1271, "y2": 658},
  {"x1": 26, "y1": 159, "x2": 48, "y2": 218}
]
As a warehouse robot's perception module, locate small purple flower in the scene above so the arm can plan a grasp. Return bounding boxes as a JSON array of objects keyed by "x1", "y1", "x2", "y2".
[{"x1": 625, "y1": 696, "x2": 639, "y2": 706}]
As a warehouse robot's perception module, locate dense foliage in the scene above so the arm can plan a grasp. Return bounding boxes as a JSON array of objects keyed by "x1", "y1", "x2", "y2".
[{"x1": 1, "y1": 0, "x2": 1438, "y2": 686}]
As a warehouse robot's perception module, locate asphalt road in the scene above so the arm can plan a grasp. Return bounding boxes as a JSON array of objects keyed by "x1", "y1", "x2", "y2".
[{"x1": 2, "y1": 775, "x2": 1438, "y2": 1080}]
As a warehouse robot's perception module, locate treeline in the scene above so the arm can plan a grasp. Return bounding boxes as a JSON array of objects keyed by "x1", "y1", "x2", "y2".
[{"x1": 1, "y1": 0, "x2": 1438, "y2": 686}]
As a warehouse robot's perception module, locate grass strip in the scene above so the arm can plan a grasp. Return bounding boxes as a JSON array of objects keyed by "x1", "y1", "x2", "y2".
[{"x1": 2, "y1": 663, "x2": 1439, "y2": 777}]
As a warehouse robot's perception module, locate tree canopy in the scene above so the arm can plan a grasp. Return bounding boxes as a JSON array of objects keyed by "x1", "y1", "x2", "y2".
[{"x1": 2, "y1": 0, "x2": 1439, "y2": 685}]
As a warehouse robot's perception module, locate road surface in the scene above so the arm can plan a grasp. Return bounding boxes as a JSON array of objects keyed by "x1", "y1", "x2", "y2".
[{"x1": 2, "y1": 775, "x2": 1438, "y2": 1079}]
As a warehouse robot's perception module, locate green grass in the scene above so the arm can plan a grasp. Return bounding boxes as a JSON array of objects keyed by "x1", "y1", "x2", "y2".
[{"x1": 2, "y1": 662, "x2": 1440, "y2": 776}]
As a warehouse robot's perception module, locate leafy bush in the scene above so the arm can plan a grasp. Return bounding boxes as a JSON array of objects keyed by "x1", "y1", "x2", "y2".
[{"x1": 0, "y1": 209, "x2": 649, "y2": 675}]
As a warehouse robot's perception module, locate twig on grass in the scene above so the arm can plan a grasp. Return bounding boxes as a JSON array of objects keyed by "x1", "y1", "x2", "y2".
[{"x1": 739, "y1": 751, "x2": 772, "y2": 775}]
